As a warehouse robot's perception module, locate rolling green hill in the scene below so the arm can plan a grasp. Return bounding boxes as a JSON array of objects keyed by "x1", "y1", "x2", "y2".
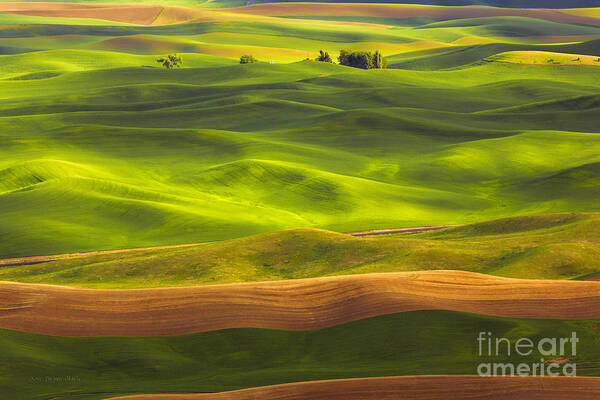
[
  {"x1": 2, "y1": 310, "x2": 600, "y2": 400},
  {"x1": 0, "y1": 4, "x2": 599, "y2": 259},
  {"x1": 2, "y1": 213, "x2": 599, "y2": 287},
  {"x1": 388, "y1": 39, "x2": 600, "y2": 70},
  {"x1": 1, "y1": 54, "x2": 600, "y2": 257},
  {"x1": 1, "y1": 5, "x2": 600, "y2": 400}
]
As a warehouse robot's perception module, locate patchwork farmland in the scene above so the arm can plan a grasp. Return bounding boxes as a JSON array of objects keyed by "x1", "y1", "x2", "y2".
[{"x1": 1, "y1": 0, "x2": 600, "y2": 399}]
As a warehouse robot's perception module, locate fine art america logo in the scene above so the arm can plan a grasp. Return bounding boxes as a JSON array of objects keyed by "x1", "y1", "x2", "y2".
[{"x1": 477, "y1": 331, "x2": 578, "y2": 377}]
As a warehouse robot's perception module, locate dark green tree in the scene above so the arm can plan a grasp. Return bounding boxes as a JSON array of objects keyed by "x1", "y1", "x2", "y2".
[
  {"x1": 240, "y1": 54, "x2": 258, "y2": 64},
  {"x1": 373, "y1": 50, "x2": 387, "y2": 69},
  {"x1": 339, "y1": 50, "x2": 372, "y2": 69},
  {"x1": 338, "y1": 50, "x2": 387, "y2": 70},
  {"x1": 338, "y1": 49, "x2": 351, "y2": 66},
  {"x1": 316, "y1": 50, "x2": 332, "y2": 63},
  {"x1": 156, "y1": 54, "x2": 182, "y2": 69}
]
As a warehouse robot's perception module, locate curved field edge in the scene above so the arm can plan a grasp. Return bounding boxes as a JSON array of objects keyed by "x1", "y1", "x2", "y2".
[
  {"x1": 2, "y1": 270, "x2": 600, "y2": 336},
  {"x1": 3, "y1": 311, "x2": 600, "y2": 399},
  {"x1": 0, "y1": 213, "x2": 598, "y2": 288},
  {"x1": 103, "y1": 375, "x2": 600, "y2": 400}
]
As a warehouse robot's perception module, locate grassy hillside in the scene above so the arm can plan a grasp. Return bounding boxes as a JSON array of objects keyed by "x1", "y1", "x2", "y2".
[
  {"x1": 1, "y1": 5, "x2": 600, "y2": 400},
  {"x1": 1, "y1": 56, "x2": 600, "y2": 257},
  {"x1": 2, "y1": 213, "x2": 599, "y2": 287},
  {"x1": 2, "y1": 310, "x2": 600, "y2": 399},
  {"x1": 1, "y1": 4, "x2": 599, "y2": 258}
]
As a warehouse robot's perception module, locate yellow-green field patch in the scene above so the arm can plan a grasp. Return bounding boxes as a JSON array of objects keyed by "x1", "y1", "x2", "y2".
[{"x1": 490, "y1": 51, "x2": 600, "y2": 67}]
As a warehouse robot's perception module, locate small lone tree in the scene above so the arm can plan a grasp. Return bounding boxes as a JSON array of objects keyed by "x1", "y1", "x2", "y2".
[
  {"x1": 156, "y1": 54, "x2": 182, "y2": 69},
  {"x1": 240, "y1": 55, "x2": 258, "y2": 64},
  {"x1": 316, "y1": 50, "x2": 332, "y2": 63}
]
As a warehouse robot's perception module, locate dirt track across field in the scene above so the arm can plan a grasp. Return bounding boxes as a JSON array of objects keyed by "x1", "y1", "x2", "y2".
[
  {"x1": 0, "y1": 225, "x2": 452, "y2": 265},
  {"x1": 0, "y1": 242, "x2": 204, "y2": 267},
  {"x1": 1, "y1": 270, "x2": 600, "y2": 337},
  {"x1": 347, "y1": 225, "x2": 456, "y2": 236},
  {"x1": 104, "y1": 375, "x2": 600, "y2": 400}
]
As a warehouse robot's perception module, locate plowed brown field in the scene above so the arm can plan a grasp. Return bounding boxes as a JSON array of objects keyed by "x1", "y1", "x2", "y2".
[
  {"x1": 103, "y1": 375, "x2": 600, "y2": 400},
  {"x1": 1, "y1": 271, "x2": 600, "y2": 336}
]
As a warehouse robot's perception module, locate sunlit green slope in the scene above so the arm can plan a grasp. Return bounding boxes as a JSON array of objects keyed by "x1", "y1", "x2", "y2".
[
  {"x1": 1, "y1": 52, "x2": 600, "y2": 257},
  {"x1": 1, "y1": 6, "x2": 600, "y2": 257},
  {"x1": 2, "y1": 213, "x2": 599, "y2": 287}
]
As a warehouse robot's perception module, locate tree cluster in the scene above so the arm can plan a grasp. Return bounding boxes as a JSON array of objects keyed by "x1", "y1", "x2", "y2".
[
  {"x1": 316, "y1": 50, "x2": 333, "y2": 63},
  {"x1": 240, "y1": 54, "x2": 258, "y2": 64},
  {"x1": 338, "y1": 50, "x2": 387, "y2": 69},
  {"x1": 156, "y1": 54, "x2": 183, "y2": 69}
]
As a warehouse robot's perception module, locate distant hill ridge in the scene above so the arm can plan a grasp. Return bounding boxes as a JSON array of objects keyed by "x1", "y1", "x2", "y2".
[
  {"x1": 245, "y1": 0, "x2": 600, "y2": 8},
  {"x1": 397, "y1": 0, "x2": 599, "y2": 7}
]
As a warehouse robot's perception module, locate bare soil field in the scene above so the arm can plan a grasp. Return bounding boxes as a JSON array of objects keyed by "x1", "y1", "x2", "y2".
[
  {"x1": 104, "y1": 375, "x2": 600, "y2": 400},
  {"x1": 1, "y1": 270, "x2": 600, "y2": 337}
]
